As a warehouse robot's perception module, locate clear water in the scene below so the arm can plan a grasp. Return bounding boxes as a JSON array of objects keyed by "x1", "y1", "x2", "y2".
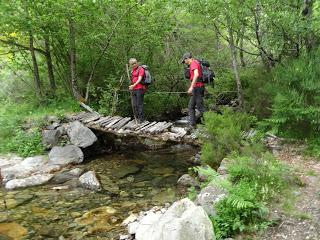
[{"x1": 0, "y1": 145, "x2": 197, "y2": 240}]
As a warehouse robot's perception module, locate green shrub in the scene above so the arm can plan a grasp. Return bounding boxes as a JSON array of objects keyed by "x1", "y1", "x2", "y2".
[
  {"x1": 211, "y1": 152, "x2": 288, "y2": 239},
  {"x1": 4, "y1": 127, "x2": 44, "y2": 157},
  {"x1": 267, "y1": 50, "x2": 320, "y2": 138},
  {"x1": 0, "y1": 97, "x2": 80, "y2": 156},
  {"x1": 200, "y1": 108, "x2": 256, "y2": 168}
]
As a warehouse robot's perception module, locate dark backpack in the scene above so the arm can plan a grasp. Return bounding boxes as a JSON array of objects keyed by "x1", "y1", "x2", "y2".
[
  {"x1": 138, "y1": 65, "x2": 152, "y2": 85},
  {"x1": 184, "y1": 59, "x2": 215, "y2": 86},
  {"x1": 200, "y1": 60, "x2": 215, "y2": 85}
]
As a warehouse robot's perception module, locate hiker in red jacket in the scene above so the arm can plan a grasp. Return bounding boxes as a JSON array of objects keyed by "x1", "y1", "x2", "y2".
[
  {"x1": 129, "y1": 58, "x2": 146, "y2": 123},
  {"x1": 181, "y1": 52, "x2": 205, "y2": 127}
]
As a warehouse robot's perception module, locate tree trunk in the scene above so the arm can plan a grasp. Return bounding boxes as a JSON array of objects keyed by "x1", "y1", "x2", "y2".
[
  {"x1": 68, "y1": 18, "x2": 84, "y2": 102},
  {"x1": 227, "y1": 22, "x2": 244, "y2": 110},
  {"x1": 254, "y1": 1, "x2": 273, "y2": 70},
  {"x1": 29, "y1": 33, "x2": 42, "y2": 98},
  {"x1": 24, "y1": 0, "x2": 42, "y2": 98},
  {"x1": 44, "y1": 35, "x2": 56, "y2": 95},
  {"x1": 239, "y1": 25, "x2": 246, "y2": 67},
  {"x1": 302, "y1": 0, "x2": 316, "y2": 52}
]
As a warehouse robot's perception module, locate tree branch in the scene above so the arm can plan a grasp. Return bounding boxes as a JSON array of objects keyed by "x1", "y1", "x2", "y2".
[
  {"x1": 84, "y1": 0, "x2": 143, "y2": 102},
  {"x1": 0, "y1": 38, "x2": 46, "y2": 55}
]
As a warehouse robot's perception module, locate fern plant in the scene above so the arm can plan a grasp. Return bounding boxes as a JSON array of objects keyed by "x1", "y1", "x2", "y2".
[{"x1": 267, "y1": 50, "x2": 320, "y2": 138}]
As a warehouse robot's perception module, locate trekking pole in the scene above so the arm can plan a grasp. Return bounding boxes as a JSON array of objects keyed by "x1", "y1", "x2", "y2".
[{"x1": 126, "y1": 64, "x2": 138, "y2": 124}]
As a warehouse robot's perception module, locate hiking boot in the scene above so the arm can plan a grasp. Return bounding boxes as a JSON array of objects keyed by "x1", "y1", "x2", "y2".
[{"x1": 185, "y1": 125, "x2": 196, "y2": 134}]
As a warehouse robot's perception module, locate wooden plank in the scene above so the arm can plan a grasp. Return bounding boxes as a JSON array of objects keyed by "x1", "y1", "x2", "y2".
[
  {"x1": 105, "y1": 117, "x2": 123, "y2": 129},
  {"x1": 155, "y1": 122, "x2": 173, "y2": 133},
  {"x1": 79, "y1": 112, "x2": 97, "y2": 122},
  {"x1": 146, "y1": 122, "x2": 166, "y2": 134},
  {"x1": 121, "y1": 120, "x2": 136, "y2": 130},
  {"x1": 100, "y1": 117, "x2": 117, "y2": 126},
  {"x1": 110, "y1": 117, "x2": 131, "y2": 130},
  {"x1": 138, "y1": 122, "x2": 157, "y2": 133},
  {"x1": 92, "y1": 116, "x2": 112, "y2": 125},
  {"x1": 83, "y1": 115, "x2": 100, "y2": 123},
  {"x1": 101, "y1": 116, "x2": 119, "y2": 127},
  {"x1": 153, "y1": 122, "x2": 171, "y2": 134},
  {"x1": 73, "y1": 112, "x2": 87, "y2": 120},
  {"x1": 134, "y1": 121, "x2": 150, "y2": 131}
]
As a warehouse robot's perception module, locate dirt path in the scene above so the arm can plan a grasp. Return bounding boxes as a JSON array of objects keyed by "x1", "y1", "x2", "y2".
[{"x1": 261, "y1": 144, "x2": 320, "y2": 240}]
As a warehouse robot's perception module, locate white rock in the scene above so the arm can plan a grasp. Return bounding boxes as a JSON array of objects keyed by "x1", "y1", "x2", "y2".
[
  {"x1": 122, "y1": 214, "x2": 138, "y2": 226},
  {"x1": 196, "y1": 184, "x2": 227, "y2": 216},
  {"x1": 68, "y1": 168, "x2": 84, "y2": 176},
  {"x1": 48, "y1": 145, "x2": 84, "y2": 166},
  {"x1": 5, "y1": 174, "x2": 54, "y2": 190},
  {"x1": 128, "y1": 221, "x2": 139, "y2": 234},
  {"x1": 1, "y1": 155, "x2": 48, "y2": 182},
  {"x1": 79, "y1": 171, "x2": 101, "y2": 191},
  {"x1": 0, "y1": 154, "x2": 24, "y2": 169},
  {"x1": 67, "y1": 121, "x2": 97, "y2": 148},
  {"x1": 135, "y1": 198, "x2": 214, "y2": 240}
]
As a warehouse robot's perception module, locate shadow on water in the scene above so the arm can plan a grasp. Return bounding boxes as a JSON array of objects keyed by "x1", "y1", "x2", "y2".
[{"x1": 0, "y1": 144, "x2": 198, "y2": 240}]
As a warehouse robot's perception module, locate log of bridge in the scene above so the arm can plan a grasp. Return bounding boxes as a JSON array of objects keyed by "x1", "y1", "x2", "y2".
[{"x1": 67, "y1": 113, "x2": 200, "y2": 146}]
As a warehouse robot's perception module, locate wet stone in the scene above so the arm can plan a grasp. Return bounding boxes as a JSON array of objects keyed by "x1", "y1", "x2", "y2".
[{"x1": 113, "y1": 165, "x2": 141, "y2": 179}]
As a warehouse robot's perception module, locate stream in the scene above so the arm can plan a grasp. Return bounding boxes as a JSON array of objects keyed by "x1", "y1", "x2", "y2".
[{"x1": 0, "y1": 144, "x2": 197, "y2": 240}]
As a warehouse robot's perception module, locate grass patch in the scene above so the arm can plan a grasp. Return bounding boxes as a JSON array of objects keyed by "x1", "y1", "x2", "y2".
[{"x1": 0, "y1": 98, "x2": 80, "y2": 157}]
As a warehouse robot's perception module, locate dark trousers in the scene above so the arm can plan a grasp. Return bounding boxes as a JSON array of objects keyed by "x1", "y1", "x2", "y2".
[
  {"x1": 188, "y1": 87, "x2": 205, "y2": 126},
  {"x1": 132, "y1": 89, "x2": 145, "y2": 122}
]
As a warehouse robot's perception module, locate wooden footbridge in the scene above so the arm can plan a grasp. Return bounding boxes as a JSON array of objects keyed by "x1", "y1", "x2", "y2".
[{"x1": 70, "y1": 112, "x2": 199, "y2": 145}]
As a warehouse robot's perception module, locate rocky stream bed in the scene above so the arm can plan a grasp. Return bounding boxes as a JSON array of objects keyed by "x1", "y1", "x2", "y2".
[{"x1": 0, "y1": 146, "x2": 198, "y2": 239}]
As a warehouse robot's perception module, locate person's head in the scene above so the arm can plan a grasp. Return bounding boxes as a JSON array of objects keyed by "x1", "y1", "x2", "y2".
[
  {"x1": 181, "y1": 52, "x2": 193, "y2": 65},
  {"x1": 129, "y1": 58, "x2": 138, "y2": 68}
]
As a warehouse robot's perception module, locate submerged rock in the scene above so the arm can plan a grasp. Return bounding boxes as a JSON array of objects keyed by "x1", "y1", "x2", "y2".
[
  {"x1": 78, "y1": 171, "x2": 101, "y2": 191},
  {"x1": 0, "y1": 222, "x2": 28, "y2": 240},
  {"x1": 68, "y1": 168, "x2": 84, "y2": 177},
  {"x1": 75, "y1": 206, "x2": 118, "y2": 234},
  {"x1": 177, "y1": 174, "x2": 199, "y2": 187},
  {"x1": 5, "y1": 174, "x2": 54, "y2": 190},
  {"x1": 48, "y1": 145, "x2": 84, "y2": 166},
  {"x1": 50, "y1": 172, "x2": 76, "y2": 184},
  {"x1": 113, "y1": 165, "x2": 141, "y2": 179},
  {"x1": 67, "y1": 121, "x2": 97, "y2": 148}
]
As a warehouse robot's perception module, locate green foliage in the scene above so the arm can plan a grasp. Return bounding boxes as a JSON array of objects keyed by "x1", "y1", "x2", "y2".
[
  {"x1": 200, "y1": 108, "x2": 256, "y2": 168},
  {"x1": 211, "y1": 152, "x2": 288, "y2": 239},
  {"x1": 0, "y1": 98, "x2": 80, "y2": 156},
  {"x1": 4, "y1": 127, "x2": 44, "y2": 157},
  {"x1": 304, "y1": 139, "x2": 320, "y2": 160},
  {"x1": 241, "y1": 67, "x2": 275, "y2": 118},
  {"x1": 267, "y1": 51, "x2": 320, "y2": 138},
  {"x1": 187, "y1": 186, "x2": 198, "y2": 201}
]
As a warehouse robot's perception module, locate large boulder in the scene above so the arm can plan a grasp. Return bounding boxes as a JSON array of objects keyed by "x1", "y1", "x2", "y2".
[
  {"x1": 79, "y1": 171, "x2": 101, "y2": 191},
  {"x1": 48, "y1": 145, "x2": 84, "y2": 166},
  {"x1": 133, "y1": 198, "x2": 215, "y2": 240},
  {"x1": 5, "y1": 174, "x2": 54, "y2": 190},
  {"x1": 1, "y1": 156, "x2": 48, "y2": 182},
  {"x1": 67, "y1": 121, "x2": 97, "y2": 148},
  {"x1": 0, "y1": 154, "x2": 24, "y2": 169},
  {"x1": 42, "y1": 129, "x2": 61, "y2": 148},
  {"x1": 195, "y1": 184, "x2": 228, "y2": 217}
]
